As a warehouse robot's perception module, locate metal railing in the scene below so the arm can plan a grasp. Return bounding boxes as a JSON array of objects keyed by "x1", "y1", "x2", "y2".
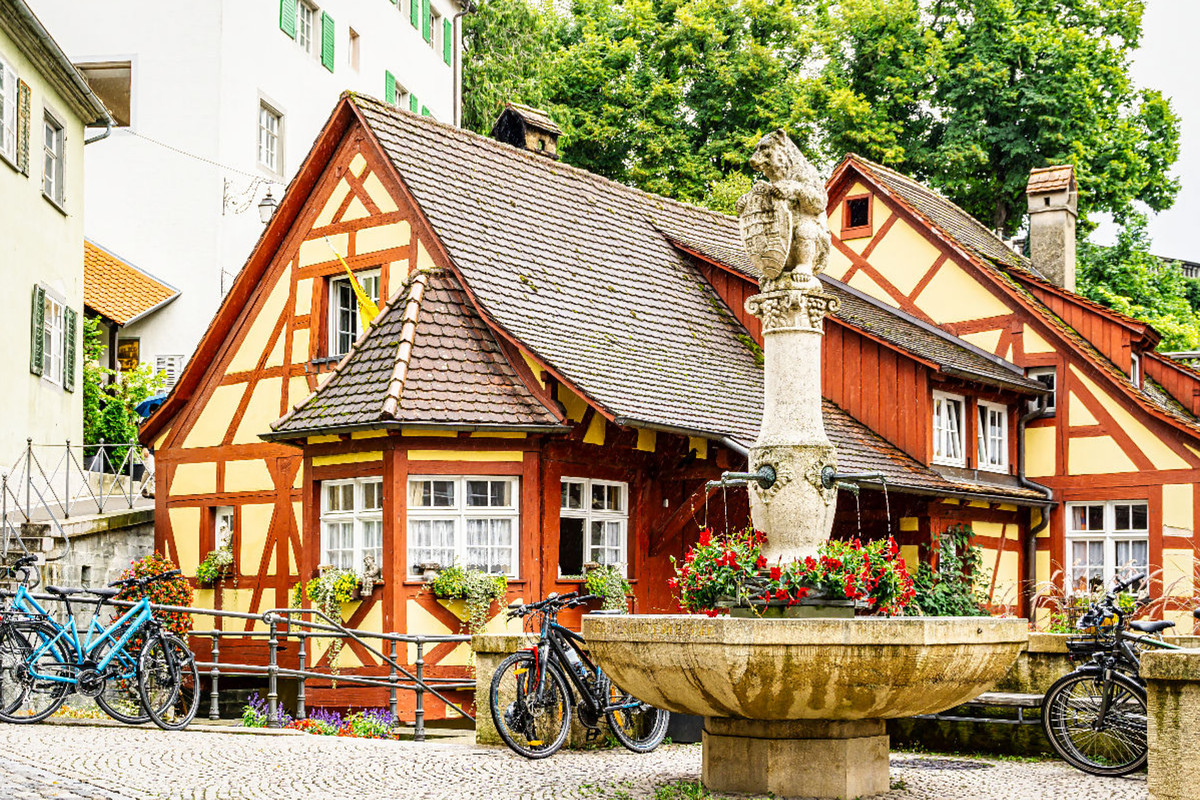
[
  {"x1": 5, "y1": 591, "x2": 474, "y2": 741},
  {"x1": 1, "y1": 440, "x2": 153, "y2": 559}
]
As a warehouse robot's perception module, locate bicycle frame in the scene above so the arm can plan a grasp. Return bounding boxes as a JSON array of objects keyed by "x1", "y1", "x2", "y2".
[
  {"x1": 531, "y1": 615, "x2": 641, "y2": 717},
  {"x1": 1, "y1": 584, "x2": 52, "y2": 622},
  {"x1": 23, "y1": 597, "x2": 154, "y2": 686}
]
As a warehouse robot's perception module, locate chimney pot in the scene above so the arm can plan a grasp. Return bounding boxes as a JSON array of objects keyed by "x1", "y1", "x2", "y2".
[
  {"x1": 1026, "y1": 165, "x2": 1078, "y2": 292},
  {"x1": 491, "y1": 102, "x2": 562, "y2": 159}
]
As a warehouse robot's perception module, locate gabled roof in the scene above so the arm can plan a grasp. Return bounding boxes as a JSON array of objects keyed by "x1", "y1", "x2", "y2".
[
  {"x1": 83, "y1": 239, "x2": 179, "y2": 326},
  {"x1": 1027, "y1": 165, "x2": 1075, "y2": 195},
  {"x1": 267, "y1": 269, "x2": 563, "y2": 438},
  {"x1": 495, "y1": 102, "x2": 562, "y2": 135}
]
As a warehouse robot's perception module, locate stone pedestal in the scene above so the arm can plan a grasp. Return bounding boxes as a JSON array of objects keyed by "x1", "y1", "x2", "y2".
[
  {"x1": 1142, "y1": 648, "x2": 1200, "y2": 800},
  {"x1": 703, "y1": 718, "x2": 888, "y2": 798}
]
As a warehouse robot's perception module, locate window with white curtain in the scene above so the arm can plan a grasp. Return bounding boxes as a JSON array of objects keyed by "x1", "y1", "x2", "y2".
[
  {"x1": 976, "y1": 400, "x2": 1008, "y2": 471},
  {"x1": 559, "y1": 478, "x2": 628, "y2": 576},
  {"x1": 320, "y1": 477, "x2": 383, "y2": 572},
  {"x1": 0, "y1": 56, "x2": 17, "y2": 163},
  {"x1": 1066, "y1": 501, "x2": 1149, "y2": 595},
  {"x1": 407, "y1": 476, "x2": 519, "y2": 576},
  {"x1": 932, "y1": 391, "x2": 965, "y2": 467}
]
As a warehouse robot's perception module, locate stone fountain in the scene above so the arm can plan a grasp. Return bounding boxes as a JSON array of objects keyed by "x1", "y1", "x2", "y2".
[{"x1": 583, "y1": 131, "x2": 1027, "y2": 799}]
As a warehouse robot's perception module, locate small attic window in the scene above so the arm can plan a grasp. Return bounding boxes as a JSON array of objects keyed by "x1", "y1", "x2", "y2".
[{"x1": 842, "y1": 194, "x2": 873, "y2": 239}]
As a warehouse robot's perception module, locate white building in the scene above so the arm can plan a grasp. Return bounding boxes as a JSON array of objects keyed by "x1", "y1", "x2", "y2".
[
  {"x1": 0, "y1": 0, "x2": 109, "y2": 459},
  {"x1": 27, "y1": 0, "x2": 463, "y2": 381}
]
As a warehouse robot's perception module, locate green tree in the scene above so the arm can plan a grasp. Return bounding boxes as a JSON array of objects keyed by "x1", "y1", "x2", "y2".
[
  {"x1": 1076, "y1": 215, "x2": 1200, "y2": 352},
  {"x1": 461, "y1": 0, "x2": 555, "y2": 135},
  {"x1": 819, "y1": 0, "x2": 1181, "y2": 235},
  {"x1": 81, "y1": 315, "x2": 166, "y2": 467}
]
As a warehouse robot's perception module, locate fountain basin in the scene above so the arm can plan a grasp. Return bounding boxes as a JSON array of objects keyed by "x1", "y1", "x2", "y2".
[{"x1": 583, "y1": 615, "x2": 1028, "y2": 798}]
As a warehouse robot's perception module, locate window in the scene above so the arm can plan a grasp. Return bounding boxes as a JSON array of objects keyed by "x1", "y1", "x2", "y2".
[
  {"x1": 296, "y1": 1, "x2": 317, "y2": 54},
  {"x1": 257, "y1": 102, "x2": 282, "y2": 173},
  {"x1": 932, "y1": 391, "x2": 965, "y2": 467},
  {"x1": 559, "y1": 478, "x2": 628, "y2": 576},
  {"x1": 842, "y1": 194, "x2": 872, "y2": 238},
  {"x1": 156, "y1": 355, "x2": 184, "y2": 388},
  {"x1": 0, "y1": 56, "x2": 16, "y2": 162},
  {"x1": 430, "y1": 9, "x2": 443, "y2": 51},
  {"x1": 214, "y1": 506, "x2": 235, "y2": 549},
  {"x1": 328, "y1": 270, "x2": 380, "y2": 356},
  {"x1": 976, "y1": 401, "x2": 1008, "y2": 472},
  {"x1": 321, "y1": 478, "x2": 383, "y2": 572},
  {"x1": 42, "y1": 293, "x2": 64, "y2": 385},
  {"x1": 1028, "y1": 367, "x2": 1056, "y2": 414},
  {"x1": 385, "y1": 71, "x2": 409, "y2": 109},
  {"x1": 43, "y1": 113, "x2": 64, "y2": 205},
  {"x1": 407, "y1": 476, "x2": 519, "y2": 576},
  {"x1": 1131, "y1": 353, "x2": 1141, "y2": 388},
  {"x1": 348, "y1": 28, "x2": 361, "y2": 71},
  {"x1": 1066, "y1": 501, "x2": 1149, "y2": 595}
]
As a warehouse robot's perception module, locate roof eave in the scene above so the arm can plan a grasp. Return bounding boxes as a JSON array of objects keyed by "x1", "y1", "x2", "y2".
[{"x1": 261, "y1": 420, "x2": 571, "y2": 443}]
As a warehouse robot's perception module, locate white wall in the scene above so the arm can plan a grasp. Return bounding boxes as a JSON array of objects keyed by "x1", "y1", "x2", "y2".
[
  {"x1": 27, "y1": 0, "x2": 460, "y2": 377},
  {"x1": 0, "y1": 25, "x2": 86, "y2": 460}
]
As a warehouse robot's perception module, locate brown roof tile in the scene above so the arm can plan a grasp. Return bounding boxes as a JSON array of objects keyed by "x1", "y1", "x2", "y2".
[
  {"x1": 83, "y1": 240, "x2": 178, "y2": 326},
  {"x1": 1026, "y1": 165, "x2": 1075, "y2": 195}
]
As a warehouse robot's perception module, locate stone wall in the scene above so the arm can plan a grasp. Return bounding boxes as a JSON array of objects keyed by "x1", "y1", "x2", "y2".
[{"x1": 1143, "y1": 648, "x2": 1200, "y2": 800}]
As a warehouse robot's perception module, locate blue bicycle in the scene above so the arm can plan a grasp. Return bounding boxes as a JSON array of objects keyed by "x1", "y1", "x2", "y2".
[{"x1": 0, "y1": 559, "x2": 199, "y2": 729}]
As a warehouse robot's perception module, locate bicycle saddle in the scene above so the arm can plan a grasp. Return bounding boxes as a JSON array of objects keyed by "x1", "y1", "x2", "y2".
[
  {"x1": 85, "y1": 587, "x2": 120, "y2": 599},
  {"x1": 45, "y1": 585, "x2": 89, "y2": 597},
  {"x1": 1129, "y1": 619, "x2": 1175, "y2": 633}
]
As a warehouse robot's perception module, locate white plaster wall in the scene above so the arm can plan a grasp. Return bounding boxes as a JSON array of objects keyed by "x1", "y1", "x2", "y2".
[
  {"x1": 27, "y1": 0, "x2": 459, "y2": 375},
  {"x1": 0, "y1": 26, "x2": 87, "y2": 459}
]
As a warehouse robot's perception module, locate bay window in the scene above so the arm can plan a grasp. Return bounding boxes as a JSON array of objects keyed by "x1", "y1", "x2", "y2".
[
  {"x1": 321, "y1": 478, "x2": 383, "y2": 572},
  {"x1": 976, "y1": 401, "x2": 1008, "y2": 472},
  {"x1": 932, "y1": 391, "x2": 965, "y2": 467},
  {"x1": 1066, "y1": 501, "x2": 1149, "y2": 595},
  {"x1": 407, "y1": 476, "x2": 519, "y2": 576},
  {"x1": 559, "y1": 478, "x2": 628, "y2": 576}
]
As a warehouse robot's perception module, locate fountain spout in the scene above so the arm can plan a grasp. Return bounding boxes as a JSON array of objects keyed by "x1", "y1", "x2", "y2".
[
  {"x1": 819, "y1": 466, "x2": 887, "y2": 494},
  {"x1": 705, "y1": 465, "x2": 777, "y2": 492}
]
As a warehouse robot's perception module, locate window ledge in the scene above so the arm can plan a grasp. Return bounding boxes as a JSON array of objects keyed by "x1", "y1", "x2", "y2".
[
  {"x1": 402, "y1": 578, "x2": 527, "y2": 588},
  {"x1": 0, "y1": 150, "x2": 19, "y2": 175},
  {"x1": 42, "y1": 192, "x2": 67, "y2": 216},
  {"x1": 841, "y1": 225, "x2": 873, "y2": 240}
]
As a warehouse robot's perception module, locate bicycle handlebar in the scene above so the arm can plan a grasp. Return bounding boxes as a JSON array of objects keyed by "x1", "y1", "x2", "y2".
[
  {"x1": 109, "y1": 569, "x2": 181, "y2": 590},
  {"x1": 506, "y1": 591, "x2": 603, "y2": 619},
  {"x1": 1112, "y1": 571, "x2": 1147, "y2": 596}
]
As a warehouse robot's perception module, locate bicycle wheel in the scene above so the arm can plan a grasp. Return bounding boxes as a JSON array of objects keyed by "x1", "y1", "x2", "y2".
[
  {"x1": 603, "y1": 678, "x2": 670, "y2": 753},
  {"x1": 92, "y1": 635, "x2": 149, "y2": 724},
  {"x1": 0, "y1": 621, "x2": 71, "y2": 723},
  {"x1": 1042, "y1": 669, "x2": 1147, "y2": 776},
  {"x1": 490, "y1": 652, "x2": 572, "y2": 759},
  {"x1": 137, "y1": 634, "x2": 200, "y2": 731}
]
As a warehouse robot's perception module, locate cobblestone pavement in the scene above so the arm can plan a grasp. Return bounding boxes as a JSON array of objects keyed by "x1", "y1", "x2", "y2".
[{"x1": 0, "y1": 722, "x2": 1148, "y2": 800}]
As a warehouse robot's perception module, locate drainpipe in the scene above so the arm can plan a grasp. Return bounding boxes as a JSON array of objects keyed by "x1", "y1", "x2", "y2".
[
  {"x1": 84, "y1": 119, "x2": 112, "y2": 145},
  {"x1": 1018, "y1": 406, "x2": 1055, "y2": 618},
  {"x1": 451, "y1": 0, "x2": 477, "y2": 128}
]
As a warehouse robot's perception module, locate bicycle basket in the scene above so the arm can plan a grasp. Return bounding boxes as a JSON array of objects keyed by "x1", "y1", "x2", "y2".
[{"x1": 1065, "y1": 635, "x2": 1105, "y2": 662}]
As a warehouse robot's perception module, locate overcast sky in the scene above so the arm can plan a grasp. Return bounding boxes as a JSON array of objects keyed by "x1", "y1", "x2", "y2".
[{"x1": 1090, "y1": 0, "x2": 1198, "y2": 261}]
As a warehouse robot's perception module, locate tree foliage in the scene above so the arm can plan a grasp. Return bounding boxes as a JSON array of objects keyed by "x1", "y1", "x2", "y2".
[{"x1": 82, "y1": 316, "x2": 165, "y2": 466}]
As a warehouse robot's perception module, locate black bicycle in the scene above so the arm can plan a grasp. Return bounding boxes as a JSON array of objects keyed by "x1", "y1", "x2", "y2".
[
  {"x1": 490, "y1": 591, "x2": 670, "y2": 759},
  {"x1": 1040, "y1": 571, "x2": 1181, "y2": 776}
]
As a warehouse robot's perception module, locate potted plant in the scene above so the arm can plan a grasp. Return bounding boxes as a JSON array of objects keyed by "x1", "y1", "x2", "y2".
[
  {"x1": 196, "y1": 545, "x2": 234, "y2": 587},
  {"x1": 426, "y1": 562, "x2": 507, "y2": 635},
  {"x1": 292, "y1": 567, "x2": 360, "y2": 670},
  {"x1": 670, "y1": 528, "x2": 916, "y2": 618},
  {"x1": 583, "y1": 564, "x2": 632, "y2": 612}
]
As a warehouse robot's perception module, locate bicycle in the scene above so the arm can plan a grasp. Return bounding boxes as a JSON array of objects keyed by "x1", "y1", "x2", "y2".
[
  {"x1": 1040, "y1": 570, "x2": 1182, "y2": 776},
  {"x1": 0, "y1": 566, "x2": 200, "y2": 731},
  {"x1": 490, "y1": 590, "x2": 670, "y2": 759}
]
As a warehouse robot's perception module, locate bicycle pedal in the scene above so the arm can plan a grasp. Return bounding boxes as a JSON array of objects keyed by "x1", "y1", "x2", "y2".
[
  {"x1": 527, "y1": 740, "x2": 543, "y2": 746},
  {"x1": 585, "y1": 727, "x2": 601, "y2": 741}
]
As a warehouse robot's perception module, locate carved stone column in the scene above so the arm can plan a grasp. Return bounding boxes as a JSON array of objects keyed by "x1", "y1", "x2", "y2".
[{"x1": 745, "y1": 285, "x2": 839, "y2": 563}]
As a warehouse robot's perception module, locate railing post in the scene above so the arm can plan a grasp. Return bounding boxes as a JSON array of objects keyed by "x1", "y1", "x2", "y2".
[
  {"x1": 414, "y1": 638, "x2": 425, "y2": 742},
  {"x1": 267, "y1": 615, "x2": 280, "y2": 728},
  {"x1": 63, "y1": 439, "x2": 69, "y2": 519},
  {"x1": 209, "y1": 634, "x2": 221, "y2": 720},
  {"x1": 25, "y1": 438, "x2": 32, "y2": 519},
  {"x1": 126, "y1": 442, "x2": 135, "y2": 508},
  {"x1": 296, "y1": 631, "x2": 307, "y2": 720},
  {"x1": 2, "y1": 472, "x2": 8, "y2": 557},
  {"x1": 388, "y1": 640, "x2": 398, "y2": 723}
]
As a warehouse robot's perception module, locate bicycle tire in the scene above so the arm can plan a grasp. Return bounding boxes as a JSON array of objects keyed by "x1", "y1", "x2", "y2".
[
  {"x1": 603, "y1": 679, "x2": 670, "y2": 753},
  {"x1": 137, "y1": 634, "x2": 200, "y2": 731},
  {"x1": 1041, "y1": 668, "x2": 1147, "y2": 776},
  {"x1": 0, "y1": 620, "x2": 71, "y2": 723},
  {"x1": 490, "y1": 652, "x2": 572, "y2": 759},
  {"x1": 92, "y1": 634, "x2": 149, "y2": 724}
]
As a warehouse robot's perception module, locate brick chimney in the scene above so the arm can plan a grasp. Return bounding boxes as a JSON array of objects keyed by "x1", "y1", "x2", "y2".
[
  {"x1": 491, "y1": 102, "x2": 561, "y2": 159},
  {"x1": 1026, "y1": 165, "x2": 1078, "y2": 292}
]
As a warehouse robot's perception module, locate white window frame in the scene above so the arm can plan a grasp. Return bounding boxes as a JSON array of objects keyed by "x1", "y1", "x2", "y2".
[
  {"x1": 1131, "y1": 353, "x2": 1141, "y2": 388},
  {"x1": 156, "y1": 355, "x2": 184, "y2": 388},
  {"x1": 0, "y1": 55, "x2": 17, "y2": 165},
  {"x1": 932, "y1": 390, "x2": 966, "y2": 467},
  {"x1": 559, "y1": 478, "x2": 629, "y2": 577},
  {"x1": 41, "y1": 293, "x2": 65, "y2": 386},
  {"x1": 257, "y1": 101, "x2": 282, "y2": 174},
  {"x1": 1027, "y1": 366, "x2": 1056, "y2": 414},
  {"x1": 296, "y1": 0, "x2": 318, "y2": 55},
  {"x1": 328, "y1": 269, "x2": 380, "y2": 356},
  {"x1": 320, "y1": 477, "x2": 384, "y2": 573},
  {"x1": 1065, "y1": 500, "x2": 1150, "y2": 596},
  {"x1": 42, "y1": 111, "x2": 64, "y2": 206},
  {"x1": 214, "y1": 506, "x2": 235, "y2": 549},
  {"x1": 976, "y1": 400, "x2": 1008, "y2": 472},
  {"x1": 430, "y1": 8, "x2": 443, "y2": 51},
  {"x1": 406, "y1": 476, "x2": 520, "y2": 577},
  {"x1": 347, "y1": 27, "x2": 361, "y2": 71}
]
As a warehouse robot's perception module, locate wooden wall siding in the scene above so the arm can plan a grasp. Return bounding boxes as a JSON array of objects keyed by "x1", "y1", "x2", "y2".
[
  {"x1": 1145, "y1": 353, "x2": 1200, "y2": 417},
  {"x1": 1020, "y1": 281, "x2": 1139, "y2": 371}
]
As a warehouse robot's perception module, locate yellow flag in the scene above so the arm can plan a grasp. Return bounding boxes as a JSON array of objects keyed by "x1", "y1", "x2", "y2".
[{"x1": 324, "y1": 236, "x2": 380, "y2": 328}]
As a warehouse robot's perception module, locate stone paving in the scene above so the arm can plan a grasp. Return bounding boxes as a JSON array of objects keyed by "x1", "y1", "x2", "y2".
[{"x1": 0, "y1": 722, "x2": 1148, "y2": 800}]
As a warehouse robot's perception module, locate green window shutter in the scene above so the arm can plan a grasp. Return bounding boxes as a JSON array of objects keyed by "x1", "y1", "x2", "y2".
[
  {"x1": 421, "y1": 0, "x2": 430, "y2": 41},
  {"x1": 29, "y1": 285, "x2": 44, "y2": 376},
  {"x1": 443, "y1": 19, "x2": 452, "y2": 65},
  {"x1": 63, "y1": 307, "x2": 77, "y2": 392},
  {"x1": 385, "y1": 71, "x2": 396, "y2": 105},
  {"x1": 321, "y1": 12, "x2": 335, "y2": 72},
  {"x1": 421, "y1": 105, "x2": 430, "y2": 117},
  {"x1": 16, "y1": 80, "x2": 29, "y2": 175},
  {"x1": 280, "y1": 0, "x2": 296, "y2": 38},
  {"x1": 409, "y1": 94, "x2": 418, "y2": 113},
  {"x1": 410, "y1": 0, "x2": 419, "y2": 29}
]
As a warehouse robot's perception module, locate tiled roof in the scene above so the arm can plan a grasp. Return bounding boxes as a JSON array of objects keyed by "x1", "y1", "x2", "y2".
[
  {"x1": 1027, "y1": 165, "x2": 1075, "y2": 194},
  {"x1": 353, "y1": 94, "x2": 767, "y2": 443},
  {"x1": 500, "y1": 102, "x2": 562, "y2": 135},
  {"x1": 271, "y1": 269, "x2": 563, "y2": 437},
  {"x1": 83, "y1": 240, "x2": 178, "y2": 326}
]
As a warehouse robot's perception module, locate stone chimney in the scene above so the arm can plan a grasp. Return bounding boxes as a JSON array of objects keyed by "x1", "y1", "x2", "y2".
[
  {"x1": 490, "y1": 102, "x2": 561, "y2": 159},
  {"x1": 1026, "y1": 165, "x2": 1078, "y2": 292}
]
